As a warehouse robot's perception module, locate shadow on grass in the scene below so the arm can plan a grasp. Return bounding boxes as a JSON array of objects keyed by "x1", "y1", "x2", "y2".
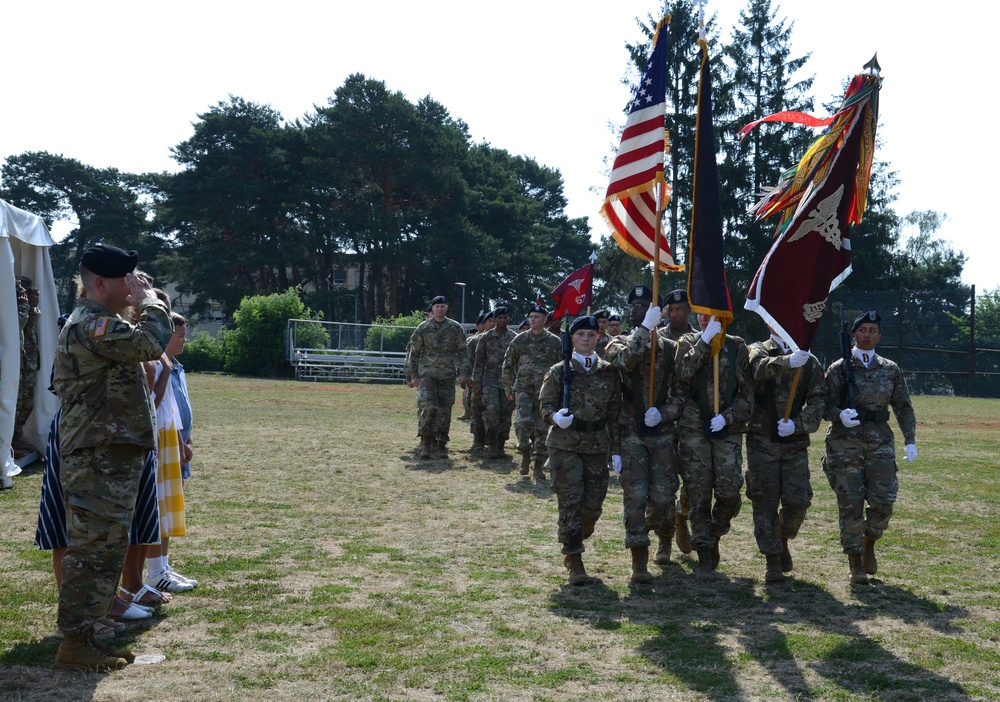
[
  {"x1": 550, "y1": 568, "x2": 972, "y2": 701},
  {"x1": 504, "y1": 476, "x2": 554, "y2": 500}
]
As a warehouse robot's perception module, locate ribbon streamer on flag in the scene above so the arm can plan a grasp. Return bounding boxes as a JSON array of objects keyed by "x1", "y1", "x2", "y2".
[
  {"x1": 686, "y1": 38, "x2": 732, "y2": 356},
  {"x1": 550, "y1": 264, "x2": 594, "y2": 321},
  {"x1": 600, "y1": 13, "x2": 682, "y2": 272},
  {"x1": 736, "y1": 110, "x2": 836, "y2": 141},
  {"x1": 744, "y1": 62, "x2": 883, "y2": 352}
]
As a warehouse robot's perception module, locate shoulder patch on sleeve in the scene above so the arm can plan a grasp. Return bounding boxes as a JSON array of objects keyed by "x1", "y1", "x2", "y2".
[{"x1": 93, "y1": 318, "x2": 111, "y2": 337}]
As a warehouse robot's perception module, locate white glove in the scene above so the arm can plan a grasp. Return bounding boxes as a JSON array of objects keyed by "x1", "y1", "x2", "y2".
[
  {"x1": 611, "y1": 455, "x2": 623, "y2": 474},
  {"x1": 777, "y1": 418, "x2": 795, "y2": 438},
  {"x1": 642, "y1": 304, "x2": 662, "y2": 330},
  {"x1": 553, "y1": 409, "x2": 574, "y2": 429},
  {"x1": 700, "y1": 317, "x2": 722, "y2": 345},
  {"x1": 644, "y1": 406, "x2": 662, "y2": 427},
  {"x1": 710, "y1": 414, "x2": 726, "y2": 433},
  {"x1": 840, "y1": 408, "x2": 860, "y2": 428},
  {"x1": 904, "y1": 444, "x2": 918, "y2": 463},
  {"x1": 789, "y1": 349, "x2": 810, "y2": 369}
]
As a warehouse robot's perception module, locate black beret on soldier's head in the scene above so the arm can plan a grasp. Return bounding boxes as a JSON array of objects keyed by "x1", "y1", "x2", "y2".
[
  {"x1": 852, "y1": 310, "x2": 882, "y2": 333},
  {"x1": 592, "y1": 309, "x2": 610, "y2": 320},
  {"x1": 518, "y1": 319, "x2": 530, "y2": 330},
  {"x1": 476, "y1": 311, "x2": 487, "y2": 325},
  {"x1": 80, "y1": 243, "x2": 139, "y2": 278},
  {"x1": 569, "y1": 316, "x2": 599, "y2": 334},
  {"x1": 493, "y1": 306, "x2": 509, "y2": 317},
  {"x1": 627, "y1": 286, "x2": 653, "y2": 305},
  {"x1": 484, "y1": 310, "x2": 495, "y2": 321},
  {"x1": 429, "y1": 295, "x2": 447, "y2": 306},
  {"x1": 609, "y1": 314, "x2": 621, "y2": 323},
  {"x1": 529, "y1": 303, "x2": 547, "y2": 315},
  {"x1": 664, "y1": 289, "x2": 688, "y2": 305}
]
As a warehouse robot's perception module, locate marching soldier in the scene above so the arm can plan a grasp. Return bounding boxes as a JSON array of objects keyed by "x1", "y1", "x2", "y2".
[
  {"x1": 823, "y1": 310, "x2": 917, "y2": 585},
  {"x1": 474, "y1": 307, "x2": 517, "y2": 459},
  {"x1": 605, "y1": 286, "x2": 684, "y2": 583},
  {"x1": 501, "y1": 304, "x2": 561, "y2": 479},
  {"x1": 404, "y1": 295, "x2": 469, "y2": 460},
  {"x1": 593, "y1": 309, "x2": 613, "y2": 358},
  {"x1": 674, "y1": 314, "x2": 753, "y2": 580},
  {"x1": 459, "y1": 313, "x2": 488, "y2": 421},
  {"x1": 660, "y1": 289, "x2": 697, "y2": 555},
  {"x1": 53, "y1": 244, "x2": 173, "y2": 671},
  {"x1": 539, "y1": 316, "x2": 622, "y2": 586},
  {"x1": 746, "y1": 331, "x2": 826, "y2": 583},
  {"x1": 468, "y1": 310, "x2": 495, "y2": 453}
]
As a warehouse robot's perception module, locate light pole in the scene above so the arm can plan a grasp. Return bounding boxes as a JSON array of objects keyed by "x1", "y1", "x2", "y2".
[{"x1": 455, "y1": 282, "x2": 466, "y2": 326}]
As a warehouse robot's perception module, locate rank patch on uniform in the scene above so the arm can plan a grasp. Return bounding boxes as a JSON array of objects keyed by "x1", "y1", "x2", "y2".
[{"x1": 94, "y1": 318, "x2": 110, "y2": 337}]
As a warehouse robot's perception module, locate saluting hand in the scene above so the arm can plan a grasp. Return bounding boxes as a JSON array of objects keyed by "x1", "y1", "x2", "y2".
[{"x1": 124, "y1": 272, "x2": 157, "y2": 307}]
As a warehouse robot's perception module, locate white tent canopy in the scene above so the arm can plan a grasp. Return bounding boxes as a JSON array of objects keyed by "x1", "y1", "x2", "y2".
[{"x1": 1, "y1": 199, "x2": 60, "y2": 481}]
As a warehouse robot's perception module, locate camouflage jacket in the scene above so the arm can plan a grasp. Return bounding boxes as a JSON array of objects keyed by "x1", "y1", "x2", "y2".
[
  {"x1": 21, "y1": 304, "x2": 41, "y2": 371},
  {"x1": 659, "y1": 321, "x2": 695, "y2": 343},
  {"x1": 605, "y1": 326, "x2": 683, "y2": 435},
  {"x1": 824, "y1": 354, "x2": 916, "y2": 445},
  {"x1": 466, "y1": 332, "x2": 482, "y2": 380},
  {"x1": 473, "y1": 328, "x2": 517, "y2": 387},
  {"x1": 54, "y1": 297, "x2": 173, "y2": 454},
  {"x1": 539, "y1": 356, "x2": 622, "y2": 454},
  {"x1": 501, "y1": 329, "x2": 562, "y2": 397},
  {"x1": 404, "y1": 317, "x2": 469, "y2": 382},
  {"x1": 596, "y1": 333, "x2": 614, "y2": 359},
  {"x1": 675, "y1": 332, "x2": 753, "y2": 433},
  {"x1": 747, "y1": 339, "x2": 826, "y2": 444}
]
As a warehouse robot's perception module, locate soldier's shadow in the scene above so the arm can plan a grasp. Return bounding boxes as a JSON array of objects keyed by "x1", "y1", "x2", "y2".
[
  {"x1": 504, "y1": 477, "x2": 553, "y2": 500},
  {"x1": 550, "y1": 570, "x2": 972, "y2": 701}
]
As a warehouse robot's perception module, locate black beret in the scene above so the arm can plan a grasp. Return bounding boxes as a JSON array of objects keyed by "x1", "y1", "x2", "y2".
[
  {"x1": 484, "y1": 310, "x2": 496, "y2": 320},
  {"x1": 852, "y1": 310, "x2": 882, "y2": 332},
  {"x1": 493, "y1": 306, "x2": 509, "y2": 316},
  {"x1": 608, "y1": 314, "x2": 621, "y2": 323},
  {"x1": 427, "y1": 303, "x2": 434, "y2": 312},
  {"x1": 518, "y1": 319, "x2": 530, "y2": 329},
  {"x1": 529, "y1": 303, "x2": 547, "y2": 315},
  {"x1": 593, "y1": 309, "x2": 611, "y2": 320},
  {"x1": 429, "y1": 295, "x2": 447, "y2": 306},
  {"x1": 80, "y1": 243, "x2": 138, "y2": 278},
  {"x1": 476, "y1": 312, "x2": 487, "y2": 325},
  {"x1": 664, "y1": 289, "x2": 688, "y2": 304},
  {"x1": 627, "y1": 286, "x2": 653, "y2": 304},
  {"x1": 569, "y1": 316, "x2": 599, "y2": 334}
]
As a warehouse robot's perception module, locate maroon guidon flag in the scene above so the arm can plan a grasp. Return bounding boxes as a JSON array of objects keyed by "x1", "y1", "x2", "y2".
[
  {"x1": 743, "y1": 64, "x2": 882, "y2": 351},
  {"x1": 550, "y1": 264, "x2": 594, "y2": 320}
]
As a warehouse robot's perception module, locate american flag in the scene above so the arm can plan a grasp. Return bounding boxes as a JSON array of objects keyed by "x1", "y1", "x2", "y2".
[{"x1": 600, "y1": 14, "x2": 682, "y2": 272}]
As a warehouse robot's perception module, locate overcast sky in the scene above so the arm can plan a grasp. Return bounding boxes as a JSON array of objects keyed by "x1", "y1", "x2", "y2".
[{"x1": 4, "y1": 0, "x2": 995, "y2": 293}]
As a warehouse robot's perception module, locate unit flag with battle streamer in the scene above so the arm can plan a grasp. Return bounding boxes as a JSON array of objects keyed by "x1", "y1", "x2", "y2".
[{"x1": 743, "y1": 57, "x2": 883, "y2": 352}]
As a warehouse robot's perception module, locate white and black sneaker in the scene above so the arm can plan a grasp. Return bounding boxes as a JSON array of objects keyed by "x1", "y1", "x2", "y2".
[
  {"x1": 145, "y1": 568, "x2": 195, "y2": 593},
  {"x1": 166, "y1": 565, "x2": 199, "y2": 588}
]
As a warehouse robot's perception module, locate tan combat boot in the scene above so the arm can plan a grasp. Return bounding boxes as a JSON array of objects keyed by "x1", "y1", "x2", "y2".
[
  {"x1": 695, "y1": 549, "x2": 717, "y2": 581},
  {"x1": 564, "y1": 553, "x2": 590, "y2": 586},
  {"x1": 55, "y1": 630, "x2": 128, "y2": 672},
  {"x1": 630, "y1": 547, "x2": 654, "y2": 584},
  {"x1": 90, "y1": 632, "x2": 136, "y2": 664},
  {"x1": 848, "y1": 553, "x2": 870, "y2": 585},
  {"x1": 653, "y1": 536, "x2": 672, "y2": 566},
  {"x1": 764, "y1": 553, "x2": 785, "y2": 583},
  {"x1": 531, "y1": 458, "x2": 546, "y2": 481},
  {"x1": 780, "y1": 538, "x2": 793, "y2": 572},
  {"x1": 518, "y1": 450, "x2": 530, "y2": 475},
  {"x1": 419, "y1": 437, "x2": 433, "y2": 460},
  {"x1": 675, "y1": 513, "x2": 693, "y2": 554},
  {"x1": 862, "y1": 536, "x2": 878, "y2": 575}
]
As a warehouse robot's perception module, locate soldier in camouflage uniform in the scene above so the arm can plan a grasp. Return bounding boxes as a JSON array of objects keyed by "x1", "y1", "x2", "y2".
[
  {"x1": 53, "y1": 244, "x2": 173, "y2": 671},
  {"x1": 606, "y1": 314, "x2": 622, "y2": 337},
  {"x1": 459, "y1": 313, "x2": 488, "y2": 421},
  {"x1": 501, "y1": 304, "x2": 561, "y2": 479},
  {"x1": 12, "y1": 277, "x2": 41, "y2": 456},
  {"x1": 605, "y1": 286, "x2": 684, "y2": 583},
  {"x1": 675, "y1": 313, "x2": 753, "y2": 580},
  {"x1": 474, "y1": 307, "x2": 518, "y2": 459},
  {"x1": 546, "y1": 310, "x2": 563, "y2": 336},
  {"x1": 467, "y1": 310, "x2": 495, "y2": 452},
  {"x1": 404, "y1": 295, "x2": 469, "y2": 460},
  {"x1": 746, "y1": 332, "x2": 826, "y2": 583},
  {"x1": 539, "y1": 315, "x2": 622, "y2": 586},
  {"x1": 823, "y1": 310, "x2": 917, "y2": 585},
  {"x1": 593, "y1": 309, "x2": 613, "y2": 358},
  {"x1": 660, "y1": 289, "x2": 697, "y2": 555}
]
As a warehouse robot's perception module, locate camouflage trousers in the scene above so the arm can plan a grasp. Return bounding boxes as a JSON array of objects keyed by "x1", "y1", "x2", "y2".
[
  {"x1": 677, "y1": 430, "x2": 744, "y2": 551},
  {"x1": 513, "y1": 391, "x2": 547, "y2": 461},
  {"x1": 823, "y1": 437, "x2": 897, "y2": 554},
  {"x1": 58, "y1": 443, "x2": 147, "y2": 633},
  {"x1": 619, "y1": 428, "x2": 679, "y2": 549},
  {"x1": 12, "y1": 369, "x2": 36, "y2": 447},
  {"x1": 480, "y1": 384, "x2": 513, "y2": 443},
  {"x1": 416, "y1": 377, "x2": 456, "y2": 442},
  {"x1": 462, "y1": 384, "x2": 472, "y2": 415},
  {"x1": 549, "y1": 448, "x2": 609, "y2": 555},
  {"x1": 745, "y1": 433, "x2": 813, "y2": 555},
  {"x1": 469, "y1": 386, "x2": 486, "y2": 441},
  {"x1": 675, "y1": 432, "x2": 690, "y2": 521}
]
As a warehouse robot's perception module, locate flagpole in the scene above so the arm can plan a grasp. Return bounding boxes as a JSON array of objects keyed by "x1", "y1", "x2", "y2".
[{"x1": 783, "y1": 367, "x2": 803, "y2": 420}]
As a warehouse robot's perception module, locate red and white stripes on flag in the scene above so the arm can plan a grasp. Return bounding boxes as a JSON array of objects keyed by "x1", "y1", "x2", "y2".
[{"x1": 600, "y1": 14, "x2": 682, "y2": 272}]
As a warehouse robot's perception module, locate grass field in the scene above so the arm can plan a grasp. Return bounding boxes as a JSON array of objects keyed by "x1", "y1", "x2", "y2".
[{"x1": 1, "y1": 376, "x2": 998, "y2": 701}]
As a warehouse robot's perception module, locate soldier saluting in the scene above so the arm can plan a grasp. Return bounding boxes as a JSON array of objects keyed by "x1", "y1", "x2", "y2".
[{"x1": 53, "y1": 244, "x2": 173, "y2": 671}]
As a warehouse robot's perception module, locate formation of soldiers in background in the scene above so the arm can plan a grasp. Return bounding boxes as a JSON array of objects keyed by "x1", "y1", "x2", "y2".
[{"x1": 404, "y1": 286, "x2": 916, "y2": 589}]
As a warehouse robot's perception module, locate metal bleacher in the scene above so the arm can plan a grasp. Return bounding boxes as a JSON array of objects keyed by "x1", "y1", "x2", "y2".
[{"x1": 286, "y1": 319, "x2": 416, "y2": 383}]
